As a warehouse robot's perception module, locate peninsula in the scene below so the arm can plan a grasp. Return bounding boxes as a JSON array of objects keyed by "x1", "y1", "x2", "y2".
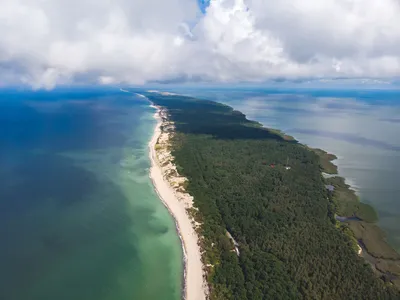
[{"x1": 144, "y1": 91, "x2": 400, "y2": 299}]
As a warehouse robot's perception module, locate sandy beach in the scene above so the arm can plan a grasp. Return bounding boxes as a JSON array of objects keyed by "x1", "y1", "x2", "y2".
[{"x1": 148, "y1": 104, "x2": 207, "y2": 300}]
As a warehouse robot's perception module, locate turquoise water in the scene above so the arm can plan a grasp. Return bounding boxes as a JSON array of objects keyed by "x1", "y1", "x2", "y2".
[
  {"x1": 3, "y1": 86, "x2": 399, "y2": 298},
  {"x1": 170, "y1": 87, "x2": 400, "y2": 252},
  {"x1": 0, "y1": 89, "x2": 183, "y2": 300}
]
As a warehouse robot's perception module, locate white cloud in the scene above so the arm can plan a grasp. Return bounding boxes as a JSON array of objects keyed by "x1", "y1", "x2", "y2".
[{"x1": 0, "y1": 0, "x2": 399, "y2": 88}]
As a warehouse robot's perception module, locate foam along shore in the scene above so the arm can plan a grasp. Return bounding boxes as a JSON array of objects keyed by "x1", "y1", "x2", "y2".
[{"x1": 148, "y1": 104, "x2": 208, "y2": 300}]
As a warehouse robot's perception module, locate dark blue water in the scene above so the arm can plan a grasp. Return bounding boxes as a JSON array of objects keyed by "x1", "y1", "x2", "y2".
[{"x1": 0, "y1": 88, "x2": 182, "y2": 300}]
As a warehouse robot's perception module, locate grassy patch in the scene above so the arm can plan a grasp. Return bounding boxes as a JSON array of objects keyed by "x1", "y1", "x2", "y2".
[
  {"x1": 327, "y1": 176, "x2": 378, "y2": 222},
  {"x1": 312, "y1": 148, "x2": 338, "y2": 174}
]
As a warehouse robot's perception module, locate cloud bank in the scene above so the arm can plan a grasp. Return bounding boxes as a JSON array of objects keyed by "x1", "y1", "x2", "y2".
[{"x1": 1, "y1": 0, "x2": 400, "y2": 88}]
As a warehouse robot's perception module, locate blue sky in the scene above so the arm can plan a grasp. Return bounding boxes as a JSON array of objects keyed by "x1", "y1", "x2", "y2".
[
  {"x1": 197, "y1": 0, "x2": 210, "y2": 13},
  {"x1": 1, "y1": 0, "x2": 400, "y2": 89}
]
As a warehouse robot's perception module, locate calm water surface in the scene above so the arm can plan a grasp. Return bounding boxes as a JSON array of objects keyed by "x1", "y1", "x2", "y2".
[
  {"x1": 0, "y1": 88, "x2": 183, "y2": 300},
  {"x1": 176, "y1": 87, "x2": 400, "y2": 252}
]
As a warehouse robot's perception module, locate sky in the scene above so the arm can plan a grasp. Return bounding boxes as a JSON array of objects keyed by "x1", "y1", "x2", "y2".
[{"x1": 1, "y1": 0, "x2": 400, "y2": 89}]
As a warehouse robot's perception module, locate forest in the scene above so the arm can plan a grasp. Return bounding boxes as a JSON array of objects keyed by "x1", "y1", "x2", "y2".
[{"x1": 145, "y1": 92, "x2": 400, "y2": 300}]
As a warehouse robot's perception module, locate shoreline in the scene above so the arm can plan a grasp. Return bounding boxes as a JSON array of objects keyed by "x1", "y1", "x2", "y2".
[
  {"x1": 142, "y1": 91, "x2": 400, "y2": 297},
  {"x1": 313, "y1": 148, "x2": 400, "y2": 286},
  {"x1": 148, "y1": 104, "x2": 207, "y2": 300}
]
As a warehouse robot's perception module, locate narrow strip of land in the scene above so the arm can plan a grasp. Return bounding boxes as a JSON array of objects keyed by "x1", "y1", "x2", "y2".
[
  {"x1": 145, "y1": 91, "x2": 400, "y2": 299},
  {"x1": 148, "y1": 104, "x2": 207, "y2": 300}
]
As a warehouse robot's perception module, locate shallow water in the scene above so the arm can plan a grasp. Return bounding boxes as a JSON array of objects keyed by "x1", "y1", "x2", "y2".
[{"x1": 0, "y1": 88, "x2": 183, "y2": 300}]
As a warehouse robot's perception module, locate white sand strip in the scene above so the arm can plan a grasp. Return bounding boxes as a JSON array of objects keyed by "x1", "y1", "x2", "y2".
[{"x1": 148, "y1": 105, "x2": 207, "y2": 300}]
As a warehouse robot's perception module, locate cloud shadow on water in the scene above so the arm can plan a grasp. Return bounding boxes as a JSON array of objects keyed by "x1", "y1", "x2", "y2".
[{"x1": 289, "y1": 129, "x2": 400, "y2": 152}]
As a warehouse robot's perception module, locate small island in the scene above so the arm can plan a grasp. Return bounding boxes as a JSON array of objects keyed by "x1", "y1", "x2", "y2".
[{"x1": 143, "y1": 91, "x2": 400, "y2": 299}]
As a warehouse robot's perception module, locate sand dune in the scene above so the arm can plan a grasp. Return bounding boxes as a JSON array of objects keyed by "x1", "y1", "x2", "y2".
[{"x1": 148, "y1": 104, "x2": 207, "y2": 300}]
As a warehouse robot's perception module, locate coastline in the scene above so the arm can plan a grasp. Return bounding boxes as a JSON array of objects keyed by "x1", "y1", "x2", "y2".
[
  {"x1": 143, "y1": 91, "x2": 400, "y2": 297},
  {"x1": 247, "y1": 115, "x2": 400, "y2": 285},
  {"x1": 148, "y1": 104, "x2": 207, "y2": 300},
  {"x1": 313, "y1": 148, "x2": 400, "y2": 286}
]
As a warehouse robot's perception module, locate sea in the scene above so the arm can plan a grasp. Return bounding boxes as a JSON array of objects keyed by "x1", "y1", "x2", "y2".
[
  {"x1": 1, "y1": 86, "x2": 400, "y2": 299},
  {"x1": 0, "y1": 88, "x2": 183, "y2": 300},
  {"x1": 174, "y1": 87, "x2": 400, "y2": 252}
]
